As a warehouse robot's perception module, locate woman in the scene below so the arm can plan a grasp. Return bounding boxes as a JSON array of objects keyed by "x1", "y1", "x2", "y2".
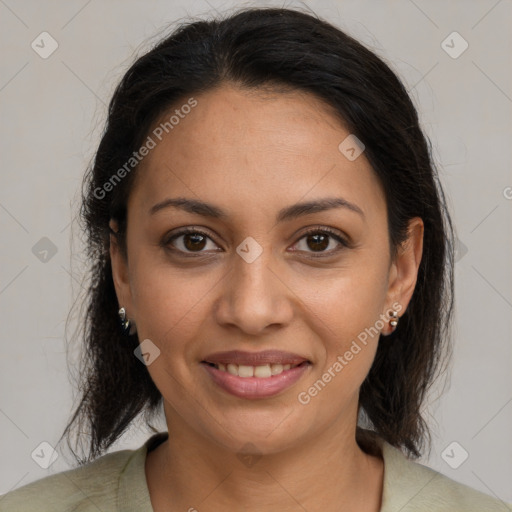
[{"x1": 1, "y1": 6, "x2": 509, "y2": 512}]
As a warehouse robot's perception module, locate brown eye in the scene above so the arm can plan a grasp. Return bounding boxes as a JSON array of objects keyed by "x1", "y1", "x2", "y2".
[
  {"x1": 182, "y1": 232, "x2": 207, "y2": 251},
  {"x1": 165, "y1": 228, "x2": 219, "y2": 254},
  {"x1": 305, "y1": 233, "x2": 330, "y2": 252},
  {"x1": 292, "y1": 228, "x2": 348, "y2": 256}
]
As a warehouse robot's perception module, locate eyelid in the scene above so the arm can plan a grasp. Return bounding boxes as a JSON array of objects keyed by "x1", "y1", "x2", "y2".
[
  {"x1": 162, "y1": 225, "x2": 350, "y2": 256},
  {"x1": 298, "y1": 226, "x2": 349, "y2": 245},
  {"x1": 162, "y1": 226, "x2": 220, "y2": 251},
  {"x1": 290, "y1": 226, "x2": 349, "y2": 257}
]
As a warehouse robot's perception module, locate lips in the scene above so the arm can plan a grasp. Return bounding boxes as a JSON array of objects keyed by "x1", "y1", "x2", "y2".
[
  {"x1": 200, "y1": 350, "x2": 311, "y2": 399},
  {"x1": 202, "y1": 349, "x2": 309, "y2": 366},
  {"x1": 204, "y1": 361, "x2": 306, "y2": 378}
]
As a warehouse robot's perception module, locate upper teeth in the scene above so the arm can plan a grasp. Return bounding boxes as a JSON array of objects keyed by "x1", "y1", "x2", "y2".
[{"x1": 214, "y1": 363, "x2": 298, "y2": 378}]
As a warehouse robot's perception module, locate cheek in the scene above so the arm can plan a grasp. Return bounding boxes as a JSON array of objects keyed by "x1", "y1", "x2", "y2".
[
  {"x1": 291, "y1": 255, "x2": 389, "y2": 339},
  {"x1": 129, "y1": 231, "x2": 390, "y2": 375},
  {"x1": 129, "y1": 252, "x2": 222, "y2": 358},
  {"x1": 287, "y1": 257, "x2": 389, "y2": 388}
]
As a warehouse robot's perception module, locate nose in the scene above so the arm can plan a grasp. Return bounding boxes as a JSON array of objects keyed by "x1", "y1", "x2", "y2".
[{"x1": 213, "y1": 242, "x2": 294, "y2": 336}]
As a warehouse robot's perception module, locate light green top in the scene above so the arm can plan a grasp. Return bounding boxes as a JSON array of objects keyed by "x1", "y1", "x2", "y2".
[{"x1": 0, "y1": 431, "x2": 510, "y2": 511}]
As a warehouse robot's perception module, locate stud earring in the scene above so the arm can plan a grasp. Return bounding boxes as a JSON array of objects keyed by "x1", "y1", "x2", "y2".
[
  {"x1": 118, "y1": 307, "x2": 137, "y2": 335},
  {"x1": 388, "y1": 310, "x2": 399, "y2": 332}
]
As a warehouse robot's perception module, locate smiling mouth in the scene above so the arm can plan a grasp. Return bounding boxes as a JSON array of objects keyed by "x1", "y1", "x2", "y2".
[{"x1": 202, "y1": 361, "x2": 310, "y2": 378}]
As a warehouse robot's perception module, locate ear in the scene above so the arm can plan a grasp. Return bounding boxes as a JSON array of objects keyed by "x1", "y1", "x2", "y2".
[
  {"x1": 383, "y1": 217, "x2": 424, "y2": 333},
  {"x1": 109, "y1": 219, "x2": 134, "y2": 316}
]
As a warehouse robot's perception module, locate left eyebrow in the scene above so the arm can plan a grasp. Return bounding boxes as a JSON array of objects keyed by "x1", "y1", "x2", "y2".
[
  {"x1": 276, "y1": 197, "x2": 365, "y2": 222},
  {"x1": 148, "y1": 196, "x2": 365, "y2": 221}
]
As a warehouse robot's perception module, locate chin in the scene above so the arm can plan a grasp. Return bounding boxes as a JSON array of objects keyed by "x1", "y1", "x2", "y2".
[{"x1": 202, "y1": 410, "x2": 311, "y2": 456}]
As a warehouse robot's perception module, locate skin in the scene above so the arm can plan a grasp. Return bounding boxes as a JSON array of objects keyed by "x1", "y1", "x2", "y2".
[{"x1": 110, "y1": 83, "x2": 424, "y2": 512}]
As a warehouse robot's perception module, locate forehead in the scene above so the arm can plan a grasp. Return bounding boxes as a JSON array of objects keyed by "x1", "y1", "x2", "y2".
[{"x1": 129, "y1": 84, "x2": 386, "y2": 223}]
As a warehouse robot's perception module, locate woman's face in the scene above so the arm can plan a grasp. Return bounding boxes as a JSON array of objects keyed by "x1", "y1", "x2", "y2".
[{"x1": 111, "y1": 84, "x2": 423, "y2": 454}]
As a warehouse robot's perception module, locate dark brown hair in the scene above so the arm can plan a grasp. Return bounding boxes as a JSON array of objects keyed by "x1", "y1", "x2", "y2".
[{"x1": 58, "y1": 6, "x2": 454, "y2": 464}]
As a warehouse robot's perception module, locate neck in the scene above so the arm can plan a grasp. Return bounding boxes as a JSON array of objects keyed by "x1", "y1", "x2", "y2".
[{"x1": 145, "y1": 408, "x2": 384, "y2": 512}]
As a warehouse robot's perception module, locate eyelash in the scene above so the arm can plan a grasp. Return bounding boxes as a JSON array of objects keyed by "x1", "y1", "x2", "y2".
[{"x1": 162, "y1": 226, "x2": 349, "y2": 258}]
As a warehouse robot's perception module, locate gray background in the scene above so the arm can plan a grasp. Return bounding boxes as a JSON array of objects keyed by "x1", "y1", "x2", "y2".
[{"x1": 1, "y1": 0, "x2": 511, "y2": 504}]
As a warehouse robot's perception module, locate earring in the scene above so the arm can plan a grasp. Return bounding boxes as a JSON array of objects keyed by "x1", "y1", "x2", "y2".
[
  {"x1": 118, "y1": 307, "x2": 137, "y2": 335},
  {"x1": 388, "y1": 310, "x2": 399, "y2": 332}
]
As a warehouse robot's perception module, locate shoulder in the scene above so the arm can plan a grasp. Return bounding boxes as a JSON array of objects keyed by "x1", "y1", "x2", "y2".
[
  {"x1": 0, "y1": 447, "x2": 136, "y2": 512},
  {"x1": 379, "y1": 438, "x2": 512, "y2": 511}
]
